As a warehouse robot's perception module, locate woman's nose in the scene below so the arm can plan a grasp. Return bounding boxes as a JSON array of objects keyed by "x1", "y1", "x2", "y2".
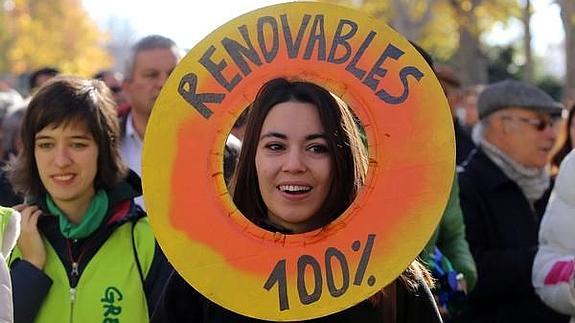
[
  {"x1": 282, "y1": 149, "x2": 306, "y2": 173},
  {"x1": 54, "y1": 146, "x2": 72, "y2": 167}
]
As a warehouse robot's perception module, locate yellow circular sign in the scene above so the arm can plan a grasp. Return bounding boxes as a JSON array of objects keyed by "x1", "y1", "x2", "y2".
[{"x1": 143, "y1": 2, "x2": 454, "y2": 321}]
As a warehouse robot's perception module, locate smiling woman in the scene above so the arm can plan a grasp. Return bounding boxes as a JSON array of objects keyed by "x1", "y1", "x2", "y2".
[
  {"x1": 156, "y1": 78, "x2": 443, "y2": 323},
  {"x1": 6, "y1": 76, "x2": 171, "y2": 323},
  {"x1": 231, "y1": 78, "x2": 367, "y2": 234}
]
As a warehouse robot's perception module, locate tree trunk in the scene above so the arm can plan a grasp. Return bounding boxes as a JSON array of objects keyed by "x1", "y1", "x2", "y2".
[
  {"x1": 560, "y1": 0, "x2": 575, "y2": 105},
  {"x1": 455, "y1": 26, "x2": 487, "y2": 85},
  {"x1": 449, "y1": 0, "x2": 487, "y2": 86},
  {"x1": 390, "y1": 0, "x2": 435, "y2": 42},
  {"x1": 522, "y1": 0, "x2": 534, "y2": 83}
]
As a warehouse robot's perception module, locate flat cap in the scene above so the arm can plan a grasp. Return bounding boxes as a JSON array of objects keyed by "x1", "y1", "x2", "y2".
[{"x1": 477, "y1": 79, "x2": 563, "y2": 119}]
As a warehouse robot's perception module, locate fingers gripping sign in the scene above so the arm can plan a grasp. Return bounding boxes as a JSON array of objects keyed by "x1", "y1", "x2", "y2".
[{"x1": 143, "y1": 2, "x2": 454, "y2": 321}]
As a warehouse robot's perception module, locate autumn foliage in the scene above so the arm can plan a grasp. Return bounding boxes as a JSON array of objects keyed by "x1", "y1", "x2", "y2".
[{"x1": 0, "y1": 0, "x2": 111, "y2": 76}]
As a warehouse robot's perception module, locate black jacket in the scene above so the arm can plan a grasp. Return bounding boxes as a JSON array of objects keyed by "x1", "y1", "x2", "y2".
[
  {"x1": 456, "y1": 148, "x2": 568, "y2": 323},
  {"x1": 152, "y1": 270, "x2": 442, "y2": 323},
  {"x1": 10, "y1": 172, "x2": 172, "y2": 323},
  {"x1": 0, "y1": 168, "x2": 22, "y2": 206},
  {"x1": 454, "y1": 120, "x2": 475, "y2": 166}
]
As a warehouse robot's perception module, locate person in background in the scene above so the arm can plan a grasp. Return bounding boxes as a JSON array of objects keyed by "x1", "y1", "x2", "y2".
[
  {"x1": 0, "y1": 206, "x2": 20, "y2": 323},
  {"x1": 223, "y1": 108, "x2": 249, "y2": 185},
  {"x1": 28, "y1": 67, "x2": 60, "y2": 95},
  {"x1": 0, "y1": 109, "x2": 26, "y2": 206},
  {"x1": 421, "y1": 175, "x2": 477, "y2": 320},
  {"x1": 93, "y1": 70, "x2": 128, "y2": 113},
  {"x1": 0, "y1": 78, "x2": 24, "y2": 162},
  {"x1": 0, "y1": 78, "x2": 24, "y2": 121},
  {"x1": 532, "y1": 149, "x2": 575, "y2": 323},
  {"x1": 120, "y1": 35, "x2": 183, "y2": 210},
  {"x1": 155, "y1": 78, "x2": 442, "y2": 323},
  {"x1": 457, "y1": 79, "x2": 568, "y2": 323},
  {"x1": 2, "y1": 109, "x2": 25, "y2": 163},
  {"x1": 410, "y1": 43, "x2": 476, "y2": 320},
  {"x1": 456, "y1": 85, "x2": 484, "y2": 133},
  {"x1": 550, "y1": 106, "x2": 574, "y2": 176},
  {"x1": 434, "y1": 65, "x2": 475, "y2": 165},
  {"x1": 8, "y1": 76, "x2": 170, "y2": 323}
]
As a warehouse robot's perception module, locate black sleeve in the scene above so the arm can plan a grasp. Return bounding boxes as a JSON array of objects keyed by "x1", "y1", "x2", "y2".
[
  {"x1": 397, "y1": 277, "x2": 443, "y2": 323},
  {"x1": 11, "y1": 259, "x2": 53, "y2": 323},
  {"x1": 144, "y1": 243, "x2": 175, "y2": 319},
  {"x1": 151, "y1": 270, "x2": 204, "y2": 323}
]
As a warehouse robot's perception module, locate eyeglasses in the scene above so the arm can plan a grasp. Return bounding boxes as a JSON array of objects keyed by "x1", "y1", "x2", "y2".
[
  {"x1": 110, "y1": 86, "x2": 122, "y2": 94},
  {"x1": 501, "y1": 115, "x2": 560, "y2": 131}
]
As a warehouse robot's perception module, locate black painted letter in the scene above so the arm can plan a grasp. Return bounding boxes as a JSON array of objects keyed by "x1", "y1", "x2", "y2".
[
  {"x1": 178, "y1": 73, "x2": 225, "y2": 119},
  {"x1": 327, "y1": 19, "x2": 358, "y2": 64},
  {"x1": 222, "y1": 25, "x2": 263, "y2": 78},
  {"x1": 281, "y1": 14, "x2": 311, "y2": 59},
  {"x1": 345, "y1": 31, "x2": 376, "y2": 80},
  {"x1": 362, "y1": 44, "x2": 404, "y2": 91},
  {"x1": 199, "y1": 45, "x2": 241, "y2": 92},
  {"x1": 257, "y1": 16, "x2": 280, "y2": 63},
  {"x1": 376, "y1": 66, "x2": 424, "y2": 104},
  {"x1": 303, "y1": 15, "x2": 326, "y2": 61}
]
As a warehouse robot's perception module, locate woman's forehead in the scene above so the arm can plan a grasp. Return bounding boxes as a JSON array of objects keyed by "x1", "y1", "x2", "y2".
[
  {"x1": 36, "y1": 119, "x2": 91, "y2": 136},
  {"x1": 262, "y1": 102, "x2": 324, "y2": 133}
]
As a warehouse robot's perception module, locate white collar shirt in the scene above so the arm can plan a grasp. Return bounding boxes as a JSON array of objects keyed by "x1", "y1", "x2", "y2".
[{"x1": 121, "y1": 113, "x2": 145, "y2": 210}]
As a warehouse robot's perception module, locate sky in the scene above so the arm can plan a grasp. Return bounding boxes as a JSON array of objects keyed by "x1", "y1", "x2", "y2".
[
  {"x1": 81, "y1": 0, "x2": 565, "y2": 76},
  {"x1": 82, "y1": 0, "x2": 286, "y2": 50}
]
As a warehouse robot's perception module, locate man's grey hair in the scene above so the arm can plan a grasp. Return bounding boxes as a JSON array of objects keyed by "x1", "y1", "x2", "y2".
[
  {"x1": 124, "y1": 35, "x2": 182, "y2": 81},
  {"x1": 472, "y1": 112, "x2": 501, "y2": 145}
]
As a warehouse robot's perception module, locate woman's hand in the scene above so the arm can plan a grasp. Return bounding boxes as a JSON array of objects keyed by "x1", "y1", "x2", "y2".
[{"x1": 13, "y1": 204, "x2": 46, "y2": 270}]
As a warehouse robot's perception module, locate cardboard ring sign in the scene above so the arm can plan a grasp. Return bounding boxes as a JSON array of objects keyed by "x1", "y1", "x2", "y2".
[{"x1": 143, "y1": 2, "x2": 454, "y2": 321}]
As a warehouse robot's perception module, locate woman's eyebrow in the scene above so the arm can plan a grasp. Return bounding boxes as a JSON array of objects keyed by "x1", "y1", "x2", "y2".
[
  {"x1": 260, "y1": 132, "x2": 326, "y2": 141},
  {"x1": 34, "y1": 134, "x2": 53, "y2": 140},
  {"x1": 34, "y1": 134, "x2": 92, "y2": 140},
  {"x1": 67, "y1": 135, "x2": 92, "y2": 140},
  {"x1": 305, "y1": 133, "x2": 326, "y2": 141},
  {"x1": 260, "y1": 131, "x2": 286, "y2": 140}
]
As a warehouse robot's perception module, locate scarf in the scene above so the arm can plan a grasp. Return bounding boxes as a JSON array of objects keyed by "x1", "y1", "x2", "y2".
[
  {"x1": 46, "y1": 190, "x2": 109, "y2": 239},
  {"x1": 480, "y1": 139, "x2": 550, "y2": 207}
]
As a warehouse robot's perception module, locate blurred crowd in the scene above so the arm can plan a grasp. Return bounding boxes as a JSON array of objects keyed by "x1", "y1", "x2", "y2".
[{"x1": 0, "y1": 33, "x2": 574, "y2": 323}]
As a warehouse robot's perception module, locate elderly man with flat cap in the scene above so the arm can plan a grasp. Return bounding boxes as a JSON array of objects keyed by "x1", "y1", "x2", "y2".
[{"x1": 456, "y1": 79, "x2": 569, "y2": 323}]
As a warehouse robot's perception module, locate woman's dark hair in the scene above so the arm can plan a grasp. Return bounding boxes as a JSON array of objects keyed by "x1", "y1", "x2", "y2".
[
  {"x1": 231, "y1": 78, "x2": 368, "y2": 231},
  {"x1": 9, "y1": 75, "x2": 128, "y2": 198},
  {"x1": 551, "y1": 106, "x2": 575, "y2": 173}
]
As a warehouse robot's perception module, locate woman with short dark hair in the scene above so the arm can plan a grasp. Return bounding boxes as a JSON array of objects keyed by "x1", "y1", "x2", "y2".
[{"x1": 8, "y1": 76, "x2": 170, "y2": 323}]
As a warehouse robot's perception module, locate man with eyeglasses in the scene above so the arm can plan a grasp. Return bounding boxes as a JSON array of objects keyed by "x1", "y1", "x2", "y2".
[
  {"x1": 93, "y1": 70, "x2": 128, "y2": 114},
  {"x1": 456, "y1": 79, "x2": 569, "y2": 323}
]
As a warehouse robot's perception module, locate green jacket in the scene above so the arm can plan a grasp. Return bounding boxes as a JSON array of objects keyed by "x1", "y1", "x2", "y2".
[
  {"x1": 422, "y1": 174, "x2": 477, "y2": 291},
  {"x1": 9, "y1": 174, "x2": 171, "y2": 323}
]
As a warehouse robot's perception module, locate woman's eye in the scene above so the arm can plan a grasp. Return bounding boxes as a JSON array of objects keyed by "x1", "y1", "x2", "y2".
[
  {"x1": 308, "y1": 144, "x2": 329, "y2": 154},
  {"x1": 71, "y1": 142, "x2": 88, "y2": 149},
  {"x1": 264, "y1": 143, "x2": 284, "y2": 151},
  {"x1": 36, "y1": 142, "x2": 53, "y2": 149}
]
